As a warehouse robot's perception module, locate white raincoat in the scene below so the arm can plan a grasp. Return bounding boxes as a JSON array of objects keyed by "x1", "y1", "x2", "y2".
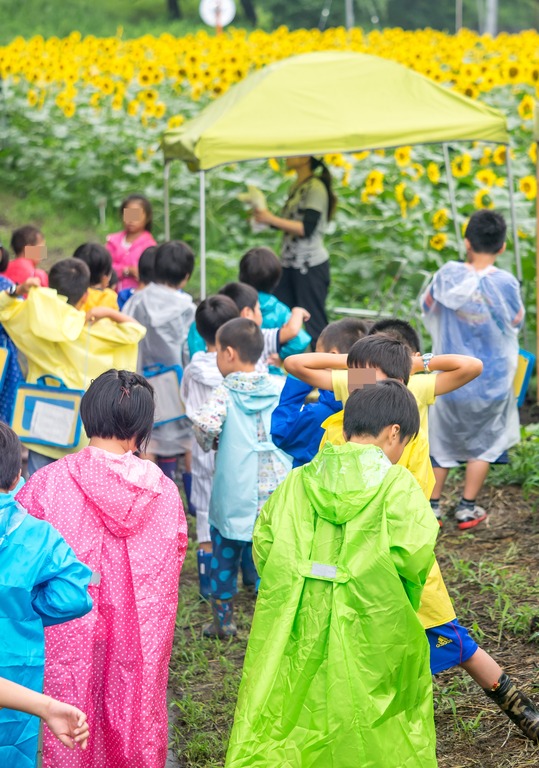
[{"x1": 421, "y1": 261, "x2": 524, "y2": 464}]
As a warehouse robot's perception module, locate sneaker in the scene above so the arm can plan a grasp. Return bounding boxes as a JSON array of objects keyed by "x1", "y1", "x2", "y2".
[
  {"x1": 454, "y1": 503, "x2": 488, "y2": 530},
  {"x1": 431, "y1": 503, "x2": 443, "y2": 528}
]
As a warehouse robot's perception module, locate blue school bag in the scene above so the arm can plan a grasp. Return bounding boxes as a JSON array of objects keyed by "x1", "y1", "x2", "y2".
[{"x1": 10, "y1": 375, "x2": 84, "y2": 449}]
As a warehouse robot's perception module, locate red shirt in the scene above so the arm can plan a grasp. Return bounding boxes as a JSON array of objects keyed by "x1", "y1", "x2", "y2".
[{"x1": 3, "y1": 257, "x2": 49, "y2": 287}]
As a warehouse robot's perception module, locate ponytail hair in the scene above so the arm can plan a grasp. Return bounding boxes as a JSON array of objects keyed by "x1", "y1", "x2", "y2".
[
  {"x1": 0, "y1": 244, "x2": 9, "y2": 273},
  {"x1": 310, "y1": 157, "x2": 337, "y2": 221}
]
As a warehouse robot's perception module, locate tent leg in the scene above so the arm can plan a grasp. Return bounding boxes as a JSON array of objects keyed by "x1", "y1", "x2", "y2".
[
  {"x1": 164, "y1": 161, "x2": 171, "y2": 241},
  {"x1": 506, "y1": 151, "x2": 522, "y2": 284},
  {"x1": 535, "y1": 135, "x2": 539, "y2": 400},
  {"x1": 200, "y1": 170, "x2": 207, "y2": 300},
  {"x1": 505, "y1": 150, "x2": 527, "y2": 349},
  {"x1": 443, "y1": 143, "x2": 464, "y2": 259}
]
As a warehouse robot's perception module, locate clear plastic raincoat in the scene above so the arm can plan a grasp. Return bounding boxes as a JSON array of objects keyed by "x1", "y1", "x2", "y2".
[
  {"x1": 421, "y1": 261, "x2": 524, "y2": 464},
  {"x1": 226, "y1": 442, "x2": 439, "y2": 768}
]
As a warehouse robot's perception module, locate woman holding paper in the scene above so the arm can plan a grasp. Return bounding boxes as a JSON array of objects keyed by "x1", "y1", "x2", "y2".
[{"x1": 253, "y1": 156, "x2": 337, "y2": 344}]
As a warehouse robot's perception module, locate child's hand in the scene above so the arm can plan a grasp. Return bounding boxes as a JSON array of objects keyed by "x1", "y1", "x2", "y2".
[
  {"x1": 253, "y1": 208, "x2": 276, "y2": 225},
  {"x1": 291, "y1": 307, "x2": 311, "y2": 324},
  {"x1": 267, "y1": 353, "x2": 283, "y2": 369},
  {"x1": 42, "y1": 696, "x2": 89, "y2": 750},
  {"x1": 16, "y1": 277, "x2": 41, "y2": 295},
  {"x1": 410, "y1": 353, "x2": 424, "y2": 375}
]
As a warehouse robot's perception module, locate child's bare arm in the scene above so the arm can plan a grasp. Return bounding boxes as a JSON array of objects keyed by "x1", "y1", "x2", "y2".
[
  {"x1": 283, "y1": 353, "x2": 348, "y2": 391},
  {"x1": 411, "y1": 354, "x2": 483, "y2": 395},
  {"x1": 278, "y1": 307, "x2": 311, "y2": 345},
  {"x1": 0, "y1": 678, "x2": 89, "y2": 750},
  {"x1": 86, "y1": 306, "x2": 139, "y2": 324}
]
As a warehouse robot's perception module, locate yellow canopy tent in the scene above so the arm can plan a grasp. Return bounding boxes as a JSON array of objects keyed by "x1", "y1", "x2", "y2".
[{"x1": 162, "y1": 50, "x2": 520, "y2": 298}]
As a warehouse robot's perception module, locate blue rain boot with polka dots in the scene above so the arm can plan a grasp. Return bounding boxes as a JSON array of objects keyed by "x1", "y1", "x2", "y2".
[
  {"x1": 240, "y1": 544, "x2": 258, "y2": 590},
  {"x1": 197, "y1": 549, "x2": 212, "y2": 601},
  {"x1": 203, "y1": 598, "x2": 237, "y2": 639}
]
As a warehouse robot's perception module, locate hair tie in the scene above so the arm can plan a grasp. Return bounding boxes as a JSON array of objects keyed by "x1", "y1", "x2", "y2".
[{"x1": 120, "y1": 386, "x2": 131, "y2": 403}]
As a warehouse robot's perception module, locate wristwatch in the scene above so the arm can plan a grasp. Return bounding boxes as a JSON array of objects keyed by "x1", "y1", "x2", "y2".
[
  {"x1": 6, "y1": 283, "x2": 19, "y2": 297},
  {"x1": 422, "y1": 353, "x2": 434, "y2": 372}
]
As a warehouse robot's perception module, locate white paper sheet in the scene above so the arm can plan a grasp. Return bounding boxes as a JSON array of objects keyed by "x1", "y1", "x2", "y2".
[{"x1": 30, "y1": 401, "x2": 76, "y2": 445}]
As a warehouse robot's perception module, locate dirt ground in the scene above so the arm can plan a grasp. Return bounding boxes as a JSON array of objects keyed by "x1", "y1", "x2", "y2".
[{"x1": 170, "y1": 479, "x2": 539, "y2": 768}]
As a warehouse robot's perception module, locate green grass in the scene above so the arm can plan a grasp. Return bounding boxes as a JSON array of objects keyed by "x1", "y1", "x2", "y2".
[{"x1": 0, "y1": 0, "x2": 206, "y2": 44}]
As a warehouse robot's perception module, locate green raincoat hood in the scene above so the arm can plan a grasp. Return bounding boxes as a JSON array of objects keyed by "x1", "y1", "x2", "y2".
[{"x1": 302, "y1": 442, "x2": 391, "y2": 525}]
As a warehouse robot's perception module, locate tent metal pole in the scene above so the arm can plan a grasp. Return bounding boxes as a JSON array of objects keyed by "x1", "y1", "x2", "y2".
[
  {"x1": 442, "y1": 143, "x2": 463, "y2": 258},
  {"x1": 505, "y1": 151, "x2": 522, "y2": 284},
  {"x1": 200, "y1": 170, "x2": 207, "y2": 299},
  {"x1": 164, "y1": 161, "x2": 171, "y2": 241},
  {"x1": 535, "y1": 120, "x2": 539, "y2": 399}
]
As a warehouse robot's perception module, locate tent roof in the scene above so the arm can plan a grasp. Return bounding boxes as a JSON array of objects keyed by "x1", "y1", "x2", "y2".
[{"x1": 162, "y1": 51, "x2": 509, "y2": 170}]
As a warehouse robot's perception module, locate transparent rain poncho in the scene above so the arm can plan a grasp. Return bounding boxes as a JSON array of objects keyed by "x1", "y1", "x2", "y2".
[{"x1": 421, "y1": 261, "x2": 524, "y2": 465}]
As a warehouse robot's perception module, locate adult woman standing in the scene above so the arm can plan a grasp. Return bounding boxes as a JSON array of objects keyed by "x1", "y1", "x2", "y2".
[{"x1": 254, "y1": 156, "x2": 337, "y2": 344}]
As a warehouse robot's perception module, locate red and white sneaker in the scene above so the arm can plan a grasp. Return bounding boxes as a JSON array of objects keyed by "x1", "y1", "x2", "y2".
[{"x1": 455, "y1": 504, "x2": 488, "y2": 530}]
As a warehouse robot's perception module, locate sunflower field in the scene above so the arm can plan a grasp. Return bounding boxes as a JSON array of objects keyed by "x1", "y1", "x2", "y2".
[{"x1": 0, "y1": 26, "x2": 538, "y2": 327}]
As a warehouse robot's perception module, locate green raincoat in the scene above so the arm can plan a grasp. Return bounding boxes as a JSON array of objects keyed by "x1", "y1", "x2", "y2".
[{"x1": 226, "y1": 442, "x2": 439, "y2": 768}]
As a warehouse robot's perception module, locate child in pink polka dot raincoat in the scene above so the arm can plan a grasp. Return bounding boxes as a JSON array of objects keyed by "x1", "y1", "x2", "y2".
[{"x1": 17, "y1": 369, "x2": 188, "y2": 768}]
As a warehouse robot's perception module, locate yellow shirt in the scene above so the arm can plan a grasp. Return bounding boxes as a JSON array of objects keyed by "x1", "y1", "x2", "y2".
[
  {"x1": 80, "y1": 287, "x2": 119, "y2": 314},
  {"x1": 325, "y1": 369, "x2": 455, "y2": 629},
  {"x1": 0, "y1": 287, "x2": 146, "y2": 459}
]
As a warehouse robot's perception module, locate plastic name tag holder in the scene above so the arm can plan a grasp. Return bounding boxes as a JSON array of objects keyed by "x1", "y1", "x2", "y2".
[
  {"x1": 143, "y1": 364, "x2": 185, "y2": 427},
  {"x1": 10, "y1": 375, "x2": 84, "y2": 448},
  {"x1": 0, "y1": 345, "x2": 9, "y2": 393}
]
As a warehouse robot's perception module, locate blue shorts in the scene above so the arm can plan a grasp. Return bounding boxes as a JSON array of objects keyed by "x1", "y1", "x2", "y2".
[{"x1": 427, "y1": 620, "x2": 479, "y2": 674}]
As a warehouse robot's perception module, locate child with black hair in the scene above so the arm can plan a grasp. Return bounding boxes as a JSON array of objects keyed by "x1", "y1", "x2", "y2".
[
  {"x1": 226, "y1": 380, "x2": 439, "y2": 768},
  {"x1": 17, "y1": 369, "x2": 188, "y2": 768},
  {"x1": 192, "y1": 318, "x2": 291, "y2": 637},
  {"x1": 117, "y1": 245, "x2": 156, "y2": 310},
  {"x1": 0, "y1": 422, "x2": 92, "y2": 768},
  {"x1": 4, "y1": 225, "x2": 48, "y2": 287},
  {"x1": 73, "y1": 242, "x2": 118, "y2": 313},
  {"x1": 422, "y1": 209, "x2": 524, "y2": 529},
  {"x1": 285, "y1": 336, "x2": 539, "y2": 742},
  {"x1": 0, "y1": 260, "x2": 146, "y2": 474},
  {"x1": 238, "y1": 246, "x2": 311, "y2": 362},
  {"x1": 218, "y1": 281, "x2": 309, "y2": 374},
  {"x1": 124, "y1": 240, "x2": 196, "y2": 487},
  {"x1": 106, "y1": 194, "x2": 156, "y2": 293},
  {"x1": 271, "y1": 317, "x2": 368, "y2": 466},
  {"x1": 180, "y1": 295, "x2": 239, "y2": 598}
]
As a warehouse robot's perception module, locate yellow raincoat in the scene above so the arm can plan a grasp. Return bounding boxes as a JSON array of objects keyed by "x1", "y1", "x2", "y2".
[{"x1": 0, "y1": 287, "x2": 145, "y2": 459}]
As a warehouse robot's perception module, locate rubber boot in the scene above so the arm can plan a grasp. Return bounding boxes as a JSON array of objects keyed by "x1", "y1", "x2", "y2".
[
  {"x1": 197, "y1": 549, "x2": 212, "y2": 601},
  {"x1": 181, "y1": 471, "x2": 196, "y2": 517},
  {"x1": 203, "y1": 598, "x2": 237, "y2": 639},
  {"x1": 483, "y1": 673, "x2": 539, "y2": 742},
  {"x1": 240, "y1": 544, "x2": 258, "y2": 589}
]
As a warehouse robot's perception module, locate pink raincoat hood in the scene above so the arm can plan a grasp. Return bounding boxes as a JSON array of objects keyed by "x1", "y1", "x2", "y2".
[{"x1": 64, "y1": 447, "x2": 165, "y2": 538}]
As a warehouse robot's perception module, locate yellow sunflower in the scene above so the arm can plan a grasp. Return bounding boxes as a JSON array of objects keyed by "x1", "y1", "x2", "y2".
[
  {"x1": 492, "y1": 146, "x2": 507, "y2": 166},
  {"x1": 394, "y1": 146, "x2": 412, "y2": 167},
  {"x1": 430, "y1": 233, "x2": 447, "y2": 251},
  {"x1": 432, "y1": 208, "x2": 449, "y2": 230},
  {"x1": 474, "y1": 169, "x2": 497, "y2": 187},
  {"x1": 474, "y1": 189, "x2": 494, "y2": 209},
  {"x1": 518, "y1": 94, "x2": 535, "y2": 121},
  {"x1": 519, "y1": 175, "x2": 537, "y2": 200},
  {"x1": 427, "y1": 162, "x2": 440, "y2": 184},
  {"x1": 451, "y1": 153, "x2": 472, "y2": 178},
  {"x1": 528, "y1": 143, "x2": 537, "y2": 164}
]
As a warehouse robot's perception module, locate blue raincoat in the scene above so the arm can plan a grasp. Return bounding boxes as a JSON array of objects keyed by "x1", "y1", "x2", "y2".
[{"x1": 0, "y1": 480, "x2": 93, "y2": 768}]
